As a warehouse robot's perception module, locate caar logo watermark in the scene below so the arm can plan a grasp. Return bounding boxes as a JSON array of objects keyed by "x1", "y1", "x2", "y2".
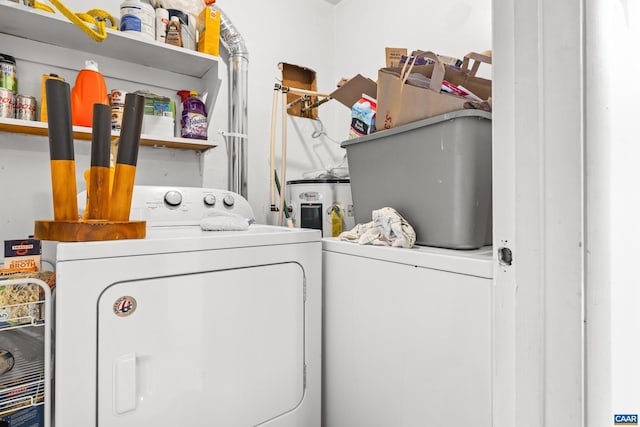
[{"x1": 615, "y1": 414, "x2": 638, "y2": 425}]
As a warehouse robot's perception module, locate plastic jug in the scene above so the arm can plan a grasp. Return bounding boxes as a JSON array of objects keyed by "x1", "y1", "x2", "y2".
[
  {"x1": 177, "y1": 90, "x2": 207, "y2": 139},
  {"x1": 71, "y1": 60, "x2": 109, "y2": 127}
]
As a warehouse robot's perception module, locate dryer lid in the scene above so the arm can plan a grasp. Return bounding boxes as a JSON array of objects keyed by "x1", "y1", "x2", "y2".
[{"x1": 49, "y1": 225, "x2": 320, "y2": 262}]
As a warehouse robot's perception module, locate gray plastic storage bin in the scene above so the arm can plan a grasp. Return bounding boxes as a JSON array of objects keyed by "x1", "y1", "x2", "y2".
[{"x1": 342, "y1": 109, "x2": 492, "y2": 249}]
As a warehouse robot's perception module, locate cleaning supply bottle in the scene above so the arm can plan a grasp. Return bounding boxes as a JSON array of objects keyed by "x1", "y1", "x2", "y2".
[
  {"x1": 165, "y1": 16, "x2": 182, "y2": 47},
  {"x1": 177, "y1": 90, "x2": 207, "y2": 140},
  {"x1": 71, "y1": 60, "x2": 109, "y2": 127}
]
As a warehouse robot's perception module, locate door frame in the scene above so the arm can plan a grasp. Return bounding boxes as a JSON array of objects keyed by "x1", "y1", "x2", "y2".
[{"x1": 492, "y1": 0, "x2": 585, "y2": 425}]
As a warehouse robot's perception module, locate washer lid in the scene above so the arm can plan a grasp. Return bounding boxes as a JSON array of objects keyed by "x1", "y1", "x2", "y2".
[
  {"x1": 51, "y1": 225, "x2": 320, "y2": 262},
  {"x1": 322, "y1": 238, "x2": 493, "y2": 279}
]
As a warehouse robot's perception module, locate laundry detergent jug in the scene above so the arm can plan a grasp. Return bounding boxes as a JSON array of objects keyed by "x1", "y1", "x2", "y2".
[{"x1": 71, "y1": 60, "x2": 109, "y2": 127}]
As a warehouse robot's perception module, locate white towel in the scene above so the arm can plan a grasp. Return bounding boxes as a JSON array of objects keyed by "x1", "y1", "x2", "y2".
[
  {"x1": 339, "y1": 207, "x2": 416, "y2": 248},
  {"x1": 200, "y1": 211, "x2": 250, "y2": 231}
]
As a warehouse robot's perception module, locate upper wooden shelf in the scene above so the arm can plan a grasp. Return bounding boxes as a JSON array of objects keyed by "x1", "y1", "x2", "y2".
[
  {"x1": 0, "y1": 117, "x2": 215, "y2": 151},
  {"x1": 0, "y1": 1, "x2": 219, "y2": 79}
]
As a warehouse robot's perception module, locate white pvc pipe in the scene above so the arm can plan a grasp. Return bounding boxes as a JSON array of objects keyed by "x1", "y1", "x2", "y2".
[
  {"x1": 269, "y1": 86, "x2": 279, "y2": 208},
  {"x1": 278, "y1": 90, "x2": 288, "y2": 226}
]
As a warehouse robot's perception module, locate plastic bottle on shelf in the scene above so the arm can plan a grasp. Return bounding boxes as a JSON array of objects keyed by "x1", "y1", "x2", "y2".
[
  {"x1": 165, "y1": 16, "x2": 182, "y2": 47},
  {"x1": 70, "y1": 60, "x2": 109, "y2": 127},
  {"x1": 177, "y1": 90, "x2": 207, "y2": 140},
  {"x1": 155, "y1": 7, "x2": 169, "y2": 43}
]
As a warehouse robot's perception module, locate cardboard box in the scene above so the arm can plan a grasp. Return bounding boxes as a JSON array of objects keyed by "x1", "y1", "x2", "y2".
[
  {"x1": 3, "y1": 239, "x2": 41, "y2": 272},
  {"x1": 142, "y1": 115, "x2": 174, "y2": 137},
  {"x1": 349, "y1": 94, "x2": 377, "y2": 138},
  {"x1": 397, "y1": 52, "x2": 463, "y2": 68},
  {"x1": 279, "y1": 62, "x2": 318, "y2": 119},
  {"x1": 376, "y1": 50, "x2": 491, "y2": 130},
  {"x1": 197, "y1": 6, "x2": 220, "y2": 56},
  {"x1": 0, "y1": 404, "x2": 44, "y2": 427},
  {"x1": 135, "y1": 92, "x2": 175, "y2": 138},
  {"x1": 385, "y1": 47, "x2": 407, "y2": 68},
  {"x1": 329, "y1": 74, "x2": 377, "y2": 109}
]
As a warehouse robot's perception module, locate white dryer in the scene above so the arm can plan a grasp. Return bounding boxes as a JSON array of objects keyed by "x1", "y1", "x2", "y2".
[
  {"x1": 46, "y1": 186, "x2": 321, "y2": 427},
  {"x1": 322, "y1": 239, "x2": 493, "y2": 427}
]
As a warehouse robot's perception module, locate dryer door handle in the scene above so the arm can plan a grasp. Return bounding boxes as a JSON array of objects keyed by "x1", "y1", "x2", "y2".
[{"x1": 114, "y1": 353, "x2": 137, "y2": 414}]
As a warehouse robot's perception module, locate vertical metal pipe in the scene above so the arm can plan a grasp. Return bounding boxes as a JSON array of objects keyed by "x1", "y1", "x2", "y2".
[{"x1": 217, "y1": 7, "x2": 249, "y2": 198}]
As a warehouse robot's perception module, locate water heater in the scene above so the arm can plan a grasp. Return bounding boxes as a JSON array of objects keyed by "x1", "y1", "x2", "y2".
[{"x1": 287, "y1": 178, "x2": 355, "y2": 237}]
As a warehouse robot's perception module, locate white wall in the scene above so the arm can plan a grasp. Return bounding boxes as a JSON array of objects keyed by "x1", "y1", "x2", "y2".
[
  {"x1": 207, "y1": 0, "x2": 342, "y2": 223},
  {"x1": 586, "y1": 0, "x2": 640, "y2": 424},
  {"x1": 0, "y1": 0, "x2": 491, "y2": 239},
  {"x1": 333, "y1": 0, "x2": 492, "y2": 79}
]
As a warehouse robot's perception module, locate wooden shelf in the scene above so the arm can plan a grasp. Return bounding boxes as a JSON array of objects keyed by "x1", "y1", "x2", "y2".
[{"x1": 0, "y1": 117, "x2": 216, "y2": 151}]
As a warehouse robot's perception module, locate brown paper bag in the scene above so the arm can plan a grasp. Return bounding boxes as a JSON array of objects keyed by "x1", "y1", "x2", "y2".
[{"x1": 376, "y1": 50, "x2": 492, "y2": 130}]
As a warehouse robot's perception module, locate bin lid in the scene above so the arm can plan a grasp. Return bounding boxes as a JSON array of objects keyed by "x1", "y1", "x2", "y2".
[
  {"x1": 287, "y1": 178, "x2": 350, "y2": 184},
  {"x1": 341, "y1": 109, "x2": 491, "y2": 148}
]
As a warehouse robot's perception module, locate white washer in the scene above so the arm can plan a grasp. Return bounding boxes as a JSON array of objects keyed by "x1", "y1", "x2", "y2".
[
  {"x1": 322, "y1": 239, "x2": 493, "y2": 427},
  {"x1": 48, "y1": 186, "x2": 321, "y2": 427}
]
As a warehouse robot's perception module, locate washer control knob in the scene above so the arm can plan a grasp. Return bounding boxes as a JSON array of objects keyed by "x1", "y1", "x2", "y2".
[
  {"x1": 223, "y1": 194, "x2": 235, "y2": 207},
  {"x1": 164, "y1": 190, "x2": 183, "y2": 207},
  {"x1": 203, "y1": 194, "x2": 216, "y2": 206}
]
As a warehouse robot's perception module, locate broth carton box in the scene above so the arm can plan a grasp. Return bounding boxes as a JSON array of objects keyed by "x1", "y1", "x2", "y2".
[
  {"x1": 3, "y1": 239, "x2": 41, "y2": 272},
  {"x1": 349, "y1": 94, "x2": 377, "y2": 139}
]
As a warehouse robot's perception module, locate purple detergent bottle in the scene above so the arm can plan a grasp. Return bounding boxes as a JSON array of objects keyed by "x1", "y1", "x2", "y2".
[{"x1": 177, "y1": 90, "x2": 207, "y2": 139}]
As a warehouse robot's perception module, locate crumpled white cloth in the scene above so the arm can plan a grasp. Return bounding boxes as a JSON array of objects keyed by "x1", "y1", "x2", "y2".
[
  {"x1": 200, "y1": 211, "x2": 250, "y2": 231},
  {"x1": 339, "y1": 207, "x2": 416, "y2": 248}
]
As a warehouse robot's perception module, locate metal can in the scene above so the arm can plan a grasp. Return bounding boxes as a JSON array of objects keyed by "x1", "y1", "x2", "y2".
[
  {"x1": 15, "y1": 95, "x2": 37, "y2": 121},
  {"x1": 111, "y1": 105, "x2": 124, "y2": 131},
  {"x1": 0, "y1": 88, "x2": 15, "y2": 119},
  {"x1": 110, "y1": 89, "x2": 127, "y2": 107},
  {"x1": 155, "y1": 8, "x2": 169, "y2": 43},
  {"x1": 0, "y1": 54, "x2": 17, "y2": 93},
  {"x1": 0, "y1": 350, "x2": 15, "y2": 377},
  {"x1": 120, "y1": 0, "x2": 155, "y2": 40}
]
